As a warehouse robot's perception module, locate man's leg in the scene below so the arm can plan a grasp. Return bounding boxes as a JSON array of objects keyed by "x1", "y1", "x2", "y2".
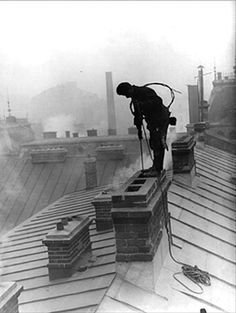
[{"x1": 150, "y1": 130, "x2": 165, "y2": 172}]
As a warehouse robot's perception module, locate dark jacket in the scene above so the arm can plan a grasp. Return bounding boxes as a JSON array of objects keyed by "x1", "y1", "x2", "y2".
[{"x1": 131, "y1": 85, "x2": 169, "y2": 131}]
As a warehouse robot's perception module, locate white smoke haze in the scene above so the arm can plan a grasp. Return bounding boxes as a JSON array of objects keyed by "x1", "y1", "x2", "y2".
[
  {"x1": 0, "y1": 1, "x2": 234, "y2": 121},
  {"x1": 112, "y1": 153, "x2": 152, "y2": 190},
  {"x1": 112, "y1": 129, "x2": 178, "y2": 189},
  {"x1": 43, "y1": 114, "x2": 77, "y2": 137},
  {"x1": 164, "y1": 128, "x2": 178, "y2": 171}
]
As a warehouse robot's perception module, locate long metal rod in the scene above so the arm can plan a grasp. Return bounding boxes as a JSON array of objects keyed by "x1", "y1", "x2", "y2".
[{"x1": 139, "y1": 139, "x2": 144, "y2": 171}]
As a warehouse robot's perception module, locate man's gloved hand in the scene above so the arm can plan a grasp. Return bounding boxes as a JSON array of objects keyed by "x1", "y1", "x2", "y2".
[
  {"x1": 133, "y1": 116, "x2": 142, "y2": 128},
  {"x1": 161, "y1": 136, "x2": 168, "y2": 151},
  {"x1": 169, "y1": 116, "x2": 177, "y2": 126},
  {"x1": 137, "y1": 128, "x2": 143, "y2": 140}
]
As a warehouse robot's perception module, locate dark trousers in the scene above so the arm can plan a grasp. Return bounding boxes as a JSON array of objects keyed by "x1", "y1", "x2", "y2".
[{"x1": 149, "y1": 129, "x2": 165, "y2": 172}]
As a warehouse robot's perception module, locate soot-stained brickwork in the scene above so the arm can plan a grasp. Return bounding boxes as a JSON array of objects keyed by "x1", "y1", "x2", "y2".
[
  {"x1": 111, "y1": 171, "x2": 171, "y2": 262},
  {"x1": 42, "y1": 216, "x2": 91, "y2": 280}
]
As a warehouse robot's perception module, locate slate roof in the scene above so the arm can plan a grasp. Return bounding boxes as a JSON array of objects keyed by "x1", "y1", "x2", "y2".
[
  {"x1": 0, "y1": 149, "x2": 131, "y2": 236},
  {"x1": 0, "y1": 144, "x2": 235, "y2": 313},
  {"x1": 97, "y1": 144, "x2": 236, "y2": 313},
  {"x1": 0, "y1": 186, "x2": 116, "y2": 313}
]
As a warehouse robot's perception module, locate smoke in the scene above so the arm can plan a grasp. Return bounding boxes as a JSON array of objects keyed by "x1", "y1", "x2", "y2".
[
  {"x1": 111, "y1": 129, "x2": 178, "y2": 189},
  {"x1": 112, "y1": 153, "x2": 152, "y2": 190},
  {"x1": 43, "y1": 114, "x2": 77, "y2": 137},
  {"x1": 164, "y1": 128, "x2": 178, "y2": 171}
]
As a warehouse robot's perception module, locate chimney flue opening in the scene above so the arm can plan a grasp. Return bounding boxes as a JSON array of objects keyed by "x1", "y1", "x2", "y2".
[{"x1": 56, "y1": 222, "x2": 64, "y2": 230}]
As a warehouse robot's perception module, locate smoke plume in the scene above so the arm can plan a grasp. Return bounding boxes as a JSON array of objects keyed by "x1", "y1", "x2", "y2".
[
  {"x1": 112, "y1": 153, "x2": 152, "y2": 190},
  {"x1": 43, "y1": 114, "x2": 76, "y2": 137},
  {"x1": 112, "y1": 129, "x2": 177, "y2": 189}
]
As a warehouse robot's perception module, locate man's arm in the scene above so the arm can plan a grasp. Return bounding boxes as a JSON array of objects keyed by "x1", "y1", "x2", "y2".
[{"x1": 132, "y1": 100, "x2": 143, "y2": 139}]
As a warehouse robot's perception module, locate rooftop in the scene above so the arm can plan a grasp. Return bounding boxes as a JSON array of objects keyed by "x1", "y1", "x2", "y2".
[
  {"x1": 0, "y1": 144, "x2": 235, "y2": 313},
  {"x1": 0, "y1": 135, "x2": 139, "y2": 236}
]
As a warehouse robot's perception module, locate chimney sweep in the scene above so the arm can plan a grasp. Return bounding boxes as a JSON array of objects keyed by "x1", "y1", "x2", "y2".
[{"x1": 116, "y1": 81, "x2": 178, "y2": 176}]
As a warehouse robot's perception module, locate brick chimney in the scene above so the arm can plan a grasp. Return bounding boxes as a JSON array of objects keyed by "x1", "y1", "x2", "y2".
[
  {"x1": 84, "y1": 156, "x2": 97, "y2": 190},
  {"x1": 111, "y1": 171, "x2": 171, "y2": 287},
  {"x1": 42, "y1": 216, "x2": 91, "y2": 280},
  {"x1": 111, "y1": 170, "x2": 171, "y2": 258},
  {"x1": 0, "y1": 282, "x2": 23, "y2": 313},
  {"x1": 92, "y1": 190, "x2": 113, "y2": 232},
  {"x1": 171, "y1": 133, "x2": 196, "y2": 186}
]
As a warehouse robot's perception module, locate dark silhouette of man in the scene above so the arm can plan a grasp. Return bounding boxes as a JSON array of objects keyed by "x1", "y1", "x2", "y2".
[{"x1": 116, "y1": 82, "x2": 175, "y2": 174}]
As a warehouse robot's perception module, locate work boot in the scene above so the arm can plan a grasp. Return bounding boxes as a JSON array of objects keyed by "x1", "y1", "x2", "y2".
[
  {"x1": 141, "y1": 166, "x2": 155, "y2": 173},
  {"x1": 141, "y1": 169, "x2": 161, "y2": 178}
]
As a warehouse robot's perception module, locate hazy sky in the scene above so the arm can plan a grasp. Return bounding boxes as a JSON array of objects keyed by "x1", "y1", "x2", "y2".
[{"x1": 0, "y1": 1, "x2": 235, "y2": 116}]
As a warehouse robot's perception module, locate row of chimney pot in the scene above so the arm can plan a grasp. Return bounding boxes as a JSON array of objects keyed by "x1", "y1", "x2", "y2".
[
  {"x1": 41, "y1": 133, "x2": 196, "y2": 281},
  {"x1": 44, "y1": 126, "x2": 175, "y2": 139},
  {"x1": 43, "y1": 129, "x2": 109, "y2": 139},
  {"x1": 43, "y1": 131, "x2": 79, "y2": 139}
]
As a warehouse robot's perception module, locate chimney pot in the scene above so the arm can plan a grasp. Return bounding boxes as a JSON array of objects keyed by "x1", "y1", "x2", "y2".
[
  {"x1": 56, "y1": 222, "x2": 64, "y2": 230},
  {"x1": 61, "y1": 217, "x2": 68, "y2": 225}
]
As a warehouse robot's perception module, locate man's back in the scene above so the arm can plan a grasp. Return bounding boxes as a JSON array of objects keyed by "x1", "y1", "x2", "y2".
[{"x1": 132, "y1": 85, "x2": 167, "y2": 127}]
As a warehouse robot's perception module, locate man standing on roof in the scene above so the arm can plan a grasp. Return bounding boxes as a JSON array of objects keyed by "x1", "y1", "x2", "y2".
[{"x1": 116, "y1": 82, "x2": 174, "y2": 175}]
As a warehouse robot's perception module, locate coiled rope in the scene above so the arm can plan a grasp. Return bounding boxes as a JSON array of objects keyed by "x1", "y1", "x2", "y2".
[
  {"x1": 129, "y1": 82, "x2": 181, "y2": 116},
  {"x1": 143, "y1": 82, "x2": 181, "y2": 109}
]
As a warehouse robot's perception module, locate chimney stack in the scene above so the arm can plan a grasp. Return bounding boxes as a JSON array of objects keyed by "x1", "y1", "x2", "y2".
[
  {"x1": 111, "y1": 170, "x2": 171, "y2": 288},
  {"x1": 171, "y1": 133, "x2": 196, "y2": 186},
  {"x1": 92, "y1": 190, "x2": 113, "y2": 232},
  {"x1": 84, "y1": 156, "x2": 97, "y2": 190},
  {"x1": 106, "y1": 72, "x2": 117, "y2": 136},
  {"x1": 42, "y1": 216, "x2": 91, "y2": 280},
  {"x1": 65, "y1": 131, "x2": 70, "y2": 138}
]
